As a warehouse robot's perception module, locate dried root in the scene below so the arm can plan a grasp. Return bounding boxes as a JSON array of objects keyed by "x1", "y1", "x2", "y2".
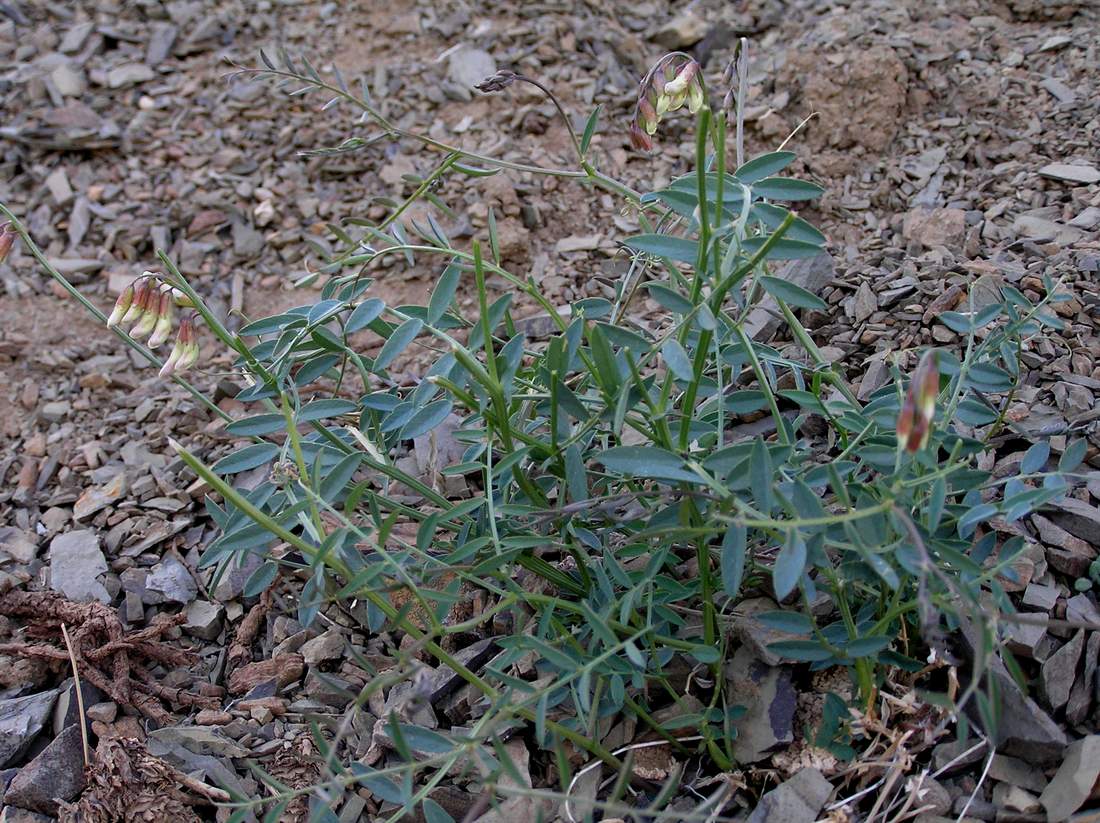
[
  {"x1": 58, "y1": 736, "x2": 229, "y2": 823},
  {"x1": 0, "y1": 589, "x2": 218, "y2": 723}
]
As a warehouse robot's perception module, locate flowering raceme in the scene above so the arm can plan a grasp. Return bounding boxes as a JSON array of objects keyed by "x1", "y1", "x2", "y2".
[
  {"x1": 896, "y1": 351, "x2": 939, "y2": 453},
  {"x1": 629, "y1": 56, "x2": 706, "y2": 151},
  {"x1": 107, "y1": 271, "x2": 200, "y2": 377}
]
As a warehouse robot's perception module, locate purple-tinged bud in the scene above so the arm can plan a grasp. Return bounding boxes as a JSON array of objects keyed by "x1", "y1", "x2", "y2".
[
  {"x1": 130, "y1": 295, "x2": 158, "y2": 340},
  {"x1": 475, "y1": 70, "x2": 517, "y2": 94},
  {"x1": 121, "y1": 277, "x2": 152, "y2": 325},
  {"x1": 897, "y1": 351, "x2": 939, "y2": 453},
  {"x1": 629, "y1": 121, "x2": 653, "y2": 152},
  {"x1": 0, "y1": 222, "x2": 15, "y2": 265},
  {"x1": 147, "y1": 288, "x2": 175, "y2": 348},
  {"x1": 107, "y1": 282, "x2": 134, "y2": 328},
  {"x1": 159, "y1": 315, "x2": 197, "y2": 377}
]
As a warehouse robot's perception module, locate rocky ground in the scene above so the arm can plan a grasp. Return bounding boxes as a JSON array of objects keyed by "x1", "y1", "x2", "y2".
[{"x1": 0, "y1": 0, "x2": 1099, "y2": 820}]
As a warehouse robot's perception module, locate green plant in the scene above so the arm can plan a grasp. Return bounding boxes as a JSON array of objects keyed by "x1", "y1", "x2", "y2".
[{"x1": 2, "y1": 43, "x2": 1087, "y2": 823}]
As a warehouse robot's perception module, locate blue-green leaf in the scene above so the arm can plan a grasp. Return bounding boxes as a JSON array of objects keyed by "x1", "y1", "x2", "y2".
[
  {"x1": 401, "y1": 399, "x2": 453, "y2": 440},
  {"x1": 772, "y1": 532, "x2": 807, "y2": 600},
  {"x1": 1021, "y1": 441, "x2": 1050, "y2": 473},
  {"x1": 375, "y1": 318, "x2": 423, "y2": 372},
  {"x1": 1060, "y1": 439, "x2": 1087, "y2": 472},
  {"x1": 720, "y1": 524, "x2": 746, "y2": 598},
  {"x1": 598, "y1": 446, "x2": 699, "y2": 484},
  {"x1": 759, "y1": 275, "x2": 827, "y2": 310},
  {"x1": 298, "y1": 398, "x2": 358, "y2": 422},
  {"x1": 212, "y1": 443, "x2": 280, "y2": 475},
  {"x1": 644, "y1": 282, "x2": 694, "y2": 314},
  {"x1": 662, "y1": 339, "x2": 695, "y2": 382},
  {"x1": 346, "y1": 298, "x2": 386, "y2": 333},
  {"x1": 226, "y1": 414, "x2": 286, "y2": 436},
  {"x1": 625, "y1": 234, "x2": 699, "y2": 264},
  {"x1": 735, "y1": 151, "x2": 796, "y2": 185},
  {"x1": 753, "y1": 177, "x2": 824, "y2": 200},
  {"x1": 427, "y1": 264, "x2": 461, "y2": 326}
]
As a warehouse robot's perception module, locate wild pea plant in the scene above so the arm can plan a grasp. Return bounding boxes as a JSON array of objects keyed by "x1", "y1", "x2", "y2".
[{"x1": 1, "y1": 42, "x2": 1084, "y2": 821}]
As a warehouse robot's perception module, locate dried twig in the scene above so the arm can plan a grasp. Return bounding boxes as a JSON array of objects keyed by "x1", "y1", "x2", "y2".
[{"x1": 61, "y1": 623, "x2": 91, "y2": 768}]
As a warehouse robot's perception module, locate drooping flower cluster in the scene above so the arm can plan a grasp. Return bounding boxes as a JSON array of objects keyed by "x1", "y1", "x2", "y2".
[
  {"x1": 107, "y1": 271, "x2": 200, "y2": 378},
  {"x1": 630, "y1": 56, "x2": 706, "y2": 151},
  {"x1": 896, "y1": 351, "x2": 939, "y2": 453}
]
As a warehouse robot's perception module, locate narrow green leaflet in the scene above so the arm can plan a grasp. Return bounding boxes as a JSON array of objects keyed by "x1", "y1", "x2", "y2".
[
  {"x1": 772, "y1": 532, "x2": 807, "y2": 600},
  {"x1": 346, "y1": 298, "x2": 386, "y2": 333},
  {"x1": 580, "y1": 105, "x2": 601, "y2": 155},
  {"x1": 298, "y1": 398, "x2": 358, "y2": 422},
  {"x1": 226, "y1": 414, "x2": 286, "y2": 436},
  {"x1": 661, "y1": 339, "x2": 695, "y2": 382},
  {"x1": 212, "y1": 443, "x2": 280, "y2": 475},
  {"x1": 598, "y1": 446, "x2": 701, "y2": 484},
  {"x1": 720, "y1": 524, "x2": 747, "y2": 598},
  {"x1": 375, "y1": 318, "x2": 423, "y2": 372},
  {"x1": 644, "y1": 282, "x2": 695, "y2": 315},
  {"x1": 401, "y1": 399, "x2": 453, "y2": 440},
  {"x1": 734, "y1": 151, "x2": 796, "y2": 185},
  {"x1": 427, "y1": 264, "x2": 461, "y2": 325},
  {"x1": 758, "y1": 275, "x2": 828, "y2": 311},
  {"x1": 742, "y1": 237, "x2": 825, "y2": 261},
  {"x1": 625, "y1": 234, "x2": 699, "y2": 264},
  {"x1": 752, "y1": 177, "x2": 825, "y2": 201}
]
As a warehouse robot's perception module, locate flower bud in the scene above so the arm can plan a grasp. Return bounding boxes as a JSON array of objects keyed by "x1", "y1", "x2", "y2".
[
  {"x1": 129, "y1": 290, "x2": 159, "y2": 340},
  {"x1": 170, "y1": 287, "x2": 195, "y2": 308},
  {"x1": 897, "y1": 350, "x2": 939, "y2": 453},
  {"x1": 629, "y1": 121, "x2": 653, "y2": 152},
  {"x1": 159, "y1": 315, "x2": 197, "y2": 377},
  {"x1": 147, "y1": 288, "x2": 176, "y2": 348},
  {"x1": 0, "y1": 222, "x2": 15, "y2": 265},
  {"x1": 158, "y1": 339, "x2": 183, "y2": 378},
  {"x1": 687, "y1": 75, "x2": 705, "y2": 114},
  {"x1": 107, "y1": 282, "x2": 134, "y2": 328},
  {"x1": 637, "y1": 97, "x2": 659, "y2": 136},
  {"x1": 121, "y1": 277, "x2": 152, "y2": 325}
]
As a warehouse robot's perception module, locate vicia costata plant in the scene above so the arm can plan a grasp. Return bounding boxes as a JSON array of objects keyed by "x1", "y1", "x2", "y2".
[{"x1": 1, "y1": 44, "x2": 1085, "y2": 821}]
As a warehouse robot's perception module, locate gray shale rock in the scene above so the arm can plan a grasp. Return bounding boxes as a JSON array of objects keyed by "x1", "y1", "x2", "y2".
[
  {"x1": 3, "y1": 725, "x2": 86, "y2": 814},
  {"x1": 747, "y1": 768, "x2": 833, "y2": 823},
  {"x1": 1039, "y1": 735, "x2": 1100, "y2": 821},
  {"x1": 48, "y1": 530, "x2": 110, "y2": 603},
  {"x1": 0, "y1": 691, "x2": 58, "y2": 768}
]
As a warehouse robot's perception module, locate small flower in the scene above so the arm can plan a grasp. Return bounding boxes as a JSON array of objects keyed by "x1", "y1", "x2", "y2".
[
  {"x1": 637, "y1": 97, "x2": 659, "y2": 136},
  {"x1": 159, "y1": 315, "x2": 198, "y2": 378},
  {"x1": 129, "y1": 287, "x2": 160, "y2": 340},
  {"x1": 106, "y1": 282, "x2": 134, "y2": 328},
  {"x1": 0, "y1": 222, "x2": 15, "y2": 264},
  {"x1": 897, "y1": 351, "x2": 939, "y2": 453},
  {"x1": 121, "y1": 276, "x2": 153, "y2": 326},
  {"x1": 146, "y1": 287, "x2": 176, "y2": 348}
]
